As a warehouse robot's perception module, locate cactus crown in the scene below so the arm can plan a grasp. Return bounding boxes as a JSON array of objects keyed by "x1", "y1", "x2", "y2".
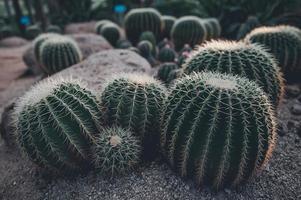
[
  {"x1": 161, "y1": 71, "x2": 277, "y2": 190},
  {"x1": 184, "y1": 40, "x2": 284, "y2": 105},
  {"x1": 33, "y1": 33, "x2": 61, "y2": 62}
]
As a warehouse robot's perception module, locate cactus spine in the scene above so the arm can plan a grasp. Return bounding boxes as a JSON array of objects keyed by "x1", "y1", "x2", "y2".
[
  {"x1": 184, "y1": 40, "x2": 284, "y2": 105},
  {"x1": 14, "y1": 77, "x2": 102, "y2": 173},
  {"x1": 158, "y1": 45, "x2": 177, "y2": 63},
  {"x1": 124, "y1": 8, "x2": 163, "y2": 45},
  {"x1": 100, "y1": 74, "x2": 166, "y2": 159},
  {"x1": 161, "y1": 72, "x2": 277, "y2": 190},
  {"x1": 171, "y1": 16, "x2": 206, "y2": 51},
  {"x1": 92, "y1": 126, "x2": 141, "y2": 176},
  {"x1": 244, "y1": 25, "x2": 301, "y2": 76},
  {"x1": 39, "y1": 36, "x2": 82, "y2": 75},
  {"x1": 162, "y1": 16, "x2": 176, "y2": 39},
  {"x1": 100, "y1": 23, "x2": 121, "y2": 47}
]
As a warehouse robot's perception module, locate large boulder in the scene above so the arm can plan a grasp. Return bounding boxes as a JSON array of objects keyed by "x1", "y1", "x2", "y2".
[
  {"x1": 22, "y1": 34, "x2": 112, "y2": 75},
  {"x1": 0, "y1": 37, "x2": 29, "y2": 48},
  {"x1": 64, "y1": 21, "x2": 97, "y2": 34}
]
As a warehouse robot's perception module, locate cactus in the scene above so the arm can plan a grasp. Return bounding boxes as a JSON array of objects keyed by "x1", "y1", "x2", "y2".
[
  {"x1": 100, "y1": 73, "x2": 166, "y2": 159},
  {"x1": 46, "y1": 25, "x2": 62, "y2": 34},
  {"x1": 124, "y1": 8, "x2": 163, "y2": 45},
  {"x1": 171, "y1": 16, "x2": 206, "y2": 51},
  {"x1": 177, "y1": 44, "x2": 192, "y2": 67},
  {"x1": 26, "y1": 24, "x2": 42, "y2": 39},
  {"x1": 206, "y1": 18, "x2": 221, "y2": 38},
  {"x1": 100, "y1": 23, "x2": 121, "y2": 47},
  {"x1": 14, "y1": 77, "x2": 102, "y2": 173},
  {"x1": 137, "y1": 40, "x2": 157, "y2": 66},
  {"x1": 158, "y1": 45, "x2": 177, "y2": 63},
  {"x1": 116, "y1": 39, "x2": 132, "y2": 49},
  {"x1": 183, "y1": 40, "x2": 284, "y2": 105},
  {"x1": 95, "y1": 19, "x2": 112, "y2": 34},
  {"x1": 0, "y1": 25, "x2": 14, "y2": 39},
  {"x1": 39, "y1": 36, "x2": 82, "y2": 75},
  {"x1": 139, "y1": 31, "x2": 157, "y2": 55},
  {"x1": 236, "y1": 16, "x2": 260, "y2": 39},
  {"x1": 156, "y1": 62, "x2": 179, "y2": 84},
  {"x1": 161, "y1": 71, "x2": 277, "y2": 190},
  {"x1": 33, "y1": 33, "x2": 61, "y2": 63},
  {"x1": 92, "y1": 126, "x2": 141, "y2": 176},
  {"x1": 244, "y1": 25, "x2": 301, "y2": 76},
  {"x1": 162, "y1": 15, "x2": 176, "y2": 39},
  {"x1": 158, "y1": 38, "x2": 172, "y2": 50}
]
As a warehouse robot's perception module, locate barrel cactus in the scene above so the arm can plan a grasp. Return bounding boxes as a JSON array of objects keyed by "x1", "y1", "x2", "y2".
[
  {"x1": 156, "y1": 62, "x2": 179, "y2": 84},
  {"x1": 100, "y1": 73, "x2": 166, "y2": 159},
  {"x1": 161, "y1": 72, "x2": 277, "y2": 190},
  {"x1": 95, "y1": 19, "x2": 112, "y2": 34},
  {"x1": 201, "y1": 18, "x2": 221, "y2": 40},
  {"x1": 46, "y1": 25, "x2": 62, "y2": 34},
  {"x1": 177, "y1": 44, "x2": 192, "y2": 66},
  {"x1": 171, "y1": 16, "x2": 206, "y2": 51},
  {"x1": 100, "y1": 23, "x2": 121, "y2": 47},
  {"x1": 26, "y1": 24, "x2": 42, "y2": 39},
  {"x1": 244, "y1": 25, "x2": 301, "y2": 76},
  {"x1": 14, "y1": 77, "x2": 102, "y2": 173},
  {"x1": 137, "y1": 40, "x2": 157, "y2": 66},
  {"x1": 162, "y1": 15, "x2": 176, "y2": 39},
  {"x1": 139, "y1": 31, "x2": 157, "y2": 55},
  {"x1": 158, "y1": 45, "x2": 177, "y2": 63},
  {"x1": 183, "y1": 40, "x2": 284, "y2": 105},
  {"x1": 124, "y1": 8, "x2": 163, "y2": 45},
  {"x1": 39, "y1": 36, "x2": 82, "y2": 75},
  {"x1": 92, "y1": 126, "x2": 141, "y2": 176},
  {"x1": 236, "y1": 16, "x2": 260, "y2": 39}
]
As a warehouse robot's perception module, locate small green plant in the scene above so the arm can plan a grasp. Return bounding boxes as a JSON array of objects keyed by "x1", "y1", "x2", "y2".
[
  {"x1": 26, "y1": 24, "x2": 42, "y2": 39},
  {"x1": 100, "y1": 23, "x2": 121, "y2": 47},
  {"x1": 162, "y1": 15, "x2": 176, "y2": 39},
  {"x1": 171, "y1": 16, "x2": 206, "y2": 51},
  {"x1": 244, "y1": 25, "x2": 301, "y2": 77},
  {"x1": 158, "y1": 45, "x2": 177, "y2": 63},
  {"x1": 100, "y1": 73, "x2": 166, "y2": 159},
  {"x1": 183, "y1": 40, "x2": 284, "y2": 105},
  {"x1": 156, "y1": 62, "x2": 180, "y2": 84},
  {"x1": 92, "y1": 126, "x2": 141, "y2": 176},
  {"x1": 137, "y1": 40, "x2": 156, "y2": 66},
  {"x1": 124, "y1": 8, "x2": 163, "y2": 45},
  {"x1": 39, "y1": 36, "x2": 82, "y2": 75},
  {"x1": 161, "y1": 71, "x2": 277, "y2": 190},
  {"x1": 46, "y1": 25, "x2": 62, "y2": 34},
  {"x1": 14, "y1": 77, "x2": 102, "y2": 173}
]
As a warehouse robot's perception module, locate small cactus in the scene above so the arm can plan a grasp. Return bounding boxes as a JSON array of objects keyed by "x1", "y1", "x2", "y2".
[
  {"x1": 177, "y1": 44, "x2": 192, "y2": 66},
  {"x1": 137, "y1": 40, "x2": 157, "y2": 66},
  {"x1": 116, "y1": 39, "x2": 133, "y2": 49},
  {"x1": 100, "y1": 73, "x2": 166, "y2": 159},
  {"x1": 14, "y1": 77, "x2": 102, "y2": 173},
  {"x1": 236, "y1": 16, "x2": 260, "y2": 39},
  {"x1": 158, "y1": 45, "x2": 177, "y2": 63},
  {"x1": 39, "y1": 36, "x2": 82, "y2": 75},
  {"x1": 92, "y1": 126, "x2": 141, "y2": 176},
  {"x1": 95, "y1": 20, "x2": 112, "y2": 34},
  {"x1": 26, "y1": 24, "x2": 42, "y2": 39},
  {"x1": 184, "y1": 40, "x2": 284, "y2": 105},
  {"x1": 201, "y1": 18, "x2": 221, "y2": 40},
  {"x1": 100, "y1": 23, "x2": 121, "y2": 47},
  {"x1": 124, "y1": 8, "x2": 163, "y2": 45},
  {"x1": 156, "y1": 62, "x2": 179, "y2": 84},
  {"x1": 171, "y1": 16, "x2": 206, "y2": 51},
  {"x1": 161, "y1": 71, "x2": 277, "y2": 190},
  {"x1": 139, "y1": 31, "x2": 157, "y2": 55},
  {"x1": 244, "y1": 25, "x2": 301, "y2": 77},
  {"x1": 162, "y1": 15, "x2": 176, "y2": 39}
]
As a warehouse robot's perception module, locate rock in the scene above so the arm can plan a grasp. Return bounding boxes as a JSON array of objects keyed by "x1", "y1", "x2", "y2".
[
  {"x1": 64, "y1": 21, "x2": 97, "y2": 34},
  {"x1": 285, "y1": 85, "x2": 300, "y2": 98},
  {"x1": 291, "y1": 104, "x2": 301, "y2": 115},
  {"x1": 278, "y1": 122, "x2": 286, "y2": 137},
  {"x1": 0, "y1": 102, "x2": 16, "y2": 146},
  {"x1": 0, "y1": 37, "x2": 29, "y2": 48}
]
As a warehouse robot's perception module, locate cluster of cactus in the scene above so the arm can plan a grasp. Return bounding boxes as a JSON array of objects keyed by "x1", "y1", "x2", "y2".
[
  {"x1": 26, "y1": 24, "x2": 42, "y2": 39},
  {"x1": 183, "y1": 40, "x2": 284, "y2": 105},
  {"x1": 161, "y1": 71, "x2": 277, "y2": 190},
  {"x1": 161, "y1": 16, "x2": 176, "y2": 39},
  {"x1": 236, "y1": 16, "x2": 260, "y2": 39},
  {"x1": 39, "y1": 36, "x2": 83, "y2": 75},
  {"x1": 124, "y1": 8, "x2": 163, "y2": 45},
  {"x1": 244, "y1": 25, "x2": 301, "y2": 77},
  {"x1": 99, "y1": 73, "x2": 166, "y2": 159},
  {"x1": 92, "y1": 126, "x2": 141, "y2": 176},
  {"x1": 158, "y1": 45, "x2": 177, "y2": 63},
  {"x1": 14, "y1": 77, "x2": 102, "y2": 173}
]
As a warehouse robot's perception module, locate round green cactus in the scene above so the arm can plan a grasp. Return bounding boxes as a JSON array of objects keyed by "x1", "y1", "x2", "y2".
[
  {"x1": 139, "y1": 31, "x2": 157, "y2": 55},
  {"x1": 39, "y1": 36, "x2": 82, "y2": 75},
  {"x1": 161, "y1": 71, "x2": 277, "y2": 190},
  {"x1": 156, "y1": 62, "x2": 179, "y2": 84},
  {"x1": 95, "y1": 19, "x2": 112, "y2": 34},
  {"x1": 236, "y1": 16, "x2": 260, "y2": 39},
  {"x1": 137, "y1": 40, "x2": 157, "y2": 66},
  {"x1": 244, "y1": 25, "x2": 301, "y2": 76},
  {"x1": 100, "y1": 73, "x2": 166, "y2": 159},
  {"x1": 124, "y1": 8, "x2": 163, "y2": 45},
  {"x1": 100, "y1": 23, "x2": 121, "y2": 47},
  {"x1": 162, "y1": 15, "x2": 176, "y2": 39},
  {"x1": 92, "y1": 126, "x2": 141, "y2": 176},
  {"x1": 205, "y1": 18, "x2": 221, "y2": 39},
  {"x1": 158, "y1": 45, "x2": 177, "y2": 63},
  {"x1": 46, "y1": 25, "x2": 62, "y2": 34},
  {"x1": 183, "y1": 40, "x2": 284, "y2": 105},
  {"x1": 26, "y1": 24, "x2": 42, "y2": 39},
  {"x1": 171, "y1": 16, "x2": 206, "y2": 51},
  {"x1": 14, "y1": 77, "x2": 102, "y2": 173}
]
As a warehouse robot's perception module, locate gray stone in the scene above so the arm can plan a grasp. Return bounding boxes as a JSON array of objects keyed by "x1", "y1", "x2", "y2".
[
  {"x1": 64, "y1": 21, "x2": 97, "y2": 34},
  {"x1": 0, "y1": 37, "x2": 29, "y2": 48},
  {"x1": 291, "y1": 104, "x2": 301, "y2": 115}
]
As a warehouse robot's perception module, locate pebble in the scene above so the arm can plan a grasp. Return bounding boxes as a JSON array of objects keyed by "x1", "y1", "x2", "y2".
[{"x1": 291, "y1": 104, "x2": 301, "y2": 115}]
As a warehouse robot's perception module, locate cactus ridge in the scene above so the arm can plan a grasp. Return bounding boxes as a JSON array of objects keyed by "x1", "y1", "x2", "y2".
[
  {"x1": 184, "y1": 40, "x2": 284, "y2": 105},
  {"x1": 14, "y1": 77, "x2": 102, "y2": 173},
  {"x1": 92, "y1": 126, "x2": 141, "y2": 176},
  {"x1": 161, "y1": 72, "x2": 277, "y2": 190}
]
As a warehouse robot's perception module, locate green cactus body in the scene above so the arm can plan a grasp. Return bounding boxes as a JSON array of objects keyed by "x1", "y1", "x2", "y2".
[
  {"x1": 244, "y1": 25, "x2": 301, "y2": 76},
  {"x1": 161, "y1": 72, "x2": 277, "y2": 190},
  {"x1": 177, "y1": 44, "x2": 192, "y2": 67},
  {"x1": 116, "y1": 39, "x2": 133, "y2": 49},
  {"x1": 100, "y1": 23, "x2": 121, "y2": 47},
  {"x1": 137, "y1": 40, "x2": 157, "y2": 66},
  {"x1": 162, "y1": 15, "x2": 176, "y2": 39},
  {"x1": 171, "y1": 16, "x2": 206, "y2": 51},
  {"x1": 40, "y1": 36, "x2": 82, "y2": 75},
  {"x1": 46, "y1": 25, "x2": 62, "y2": 34},
  {"x1": 236, "y1": 16, "x2": 260, "y2": 39},
  {"x1": 100, "y1": 74, "x2": 166, "y2": 159},
  {"x1": 158, "y1": 45, "x2": 177, "y2": 63},
  {"x1": 139, "y1": 31, "x2": 157, "y2": 55},
  {"x1": 14, "y1": 77, "x2": 102, "y2": 173},
  {"x1": 156, "y1": 62, "x2": 179, "y2": 83},
  {"x1": 206, "y1": 18, "x2": 221, "y2": 38},
  {"x1": 33, "y1": 33, "x2": 61, "y2": 63},
  {"x1": 92, "y1": 126, "x2": 141, "y2": 176},
  {"x1": 183, "y1": 41, "x2": 284, "y2": 105},
  {"x1": 26, "y1": 24, "x2": 42, "y2": 39},
  {"x1": 124, "y1": 8, "x2": 163, "y2": 45},
  {"x1": 95, "y1": 20, "x2": 112, "y2": 34}
]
